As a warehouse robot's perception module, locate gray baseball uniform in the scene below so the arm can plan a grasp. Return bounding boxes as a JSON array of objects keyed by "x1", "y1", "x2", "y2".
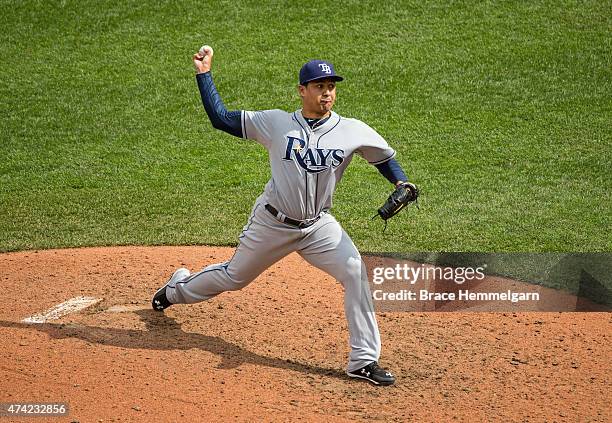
[{"x1": 166, "y1": 109, "x2": 395, "y2": 371}]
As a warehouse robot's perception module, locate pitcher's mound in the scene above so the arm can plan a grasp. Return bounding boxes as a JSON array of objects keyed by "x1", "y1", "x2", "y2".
[{"x1": 0, "y1": 246, "x2": 609, "y2": 422}]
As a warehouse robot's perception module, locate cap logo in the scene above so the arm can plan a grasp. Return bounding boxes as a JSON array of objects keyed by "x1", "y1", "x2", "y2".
[{"x1": 318, "y1": 63, "x2": 332, "y2": 74}]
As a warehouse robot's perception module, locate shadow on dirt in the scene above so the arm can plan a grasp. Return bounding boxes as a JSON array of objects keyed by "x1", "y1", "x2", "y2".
[{"x1": 1, "y1": 309, "x2": 346, "y2": 380}]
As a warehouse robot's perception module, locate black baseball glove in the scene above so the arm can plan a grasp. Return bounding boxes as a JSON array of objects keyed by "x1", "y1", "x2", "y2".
[{"x1": 374, "y1": 182, "x2": 420, "y2": 224}]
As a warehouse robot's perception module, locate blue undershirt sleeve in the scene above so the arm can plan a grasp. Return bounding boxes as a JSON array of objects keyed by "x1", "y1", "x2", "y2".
[
  {"x1": 374, "y1": 158, "x2": 409, "y2": 185},
  {"x1": 196, "y1": 72, "x2": 243, "y2": 138}
]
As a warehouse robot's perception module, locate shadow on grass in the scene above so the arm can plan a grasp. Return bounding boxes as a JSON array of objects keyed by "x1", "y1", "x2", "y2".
[{"x1": 1, "y1": 309, "x2": 346, "y2": 380}]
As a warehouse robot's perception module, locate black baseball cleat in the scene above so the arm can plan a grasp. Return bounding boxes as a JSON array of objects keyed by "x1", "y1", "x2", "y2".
[
  {"x1": 347, "y1": 362, "x2": 396, "y2": 386},
  {"x1": 151, "y1": 268, "x2": 190, "y2": 312},
  {"x1": 152, "y1": 285, "x2": 172, "y2": 311}
]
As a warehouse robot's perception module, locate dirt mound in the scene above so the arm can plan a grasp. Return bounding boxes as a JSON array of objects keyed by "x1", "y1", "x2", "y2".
[{"x1": 1, "y1": 246, "x2": 609, "y2": 422}]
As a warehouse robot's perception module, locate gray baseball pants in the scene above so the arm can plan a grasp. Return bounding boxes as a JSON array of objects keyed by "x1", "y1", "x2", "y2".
[{"x1": 166, "y1": 198, "x2": 381, "y2": 372}]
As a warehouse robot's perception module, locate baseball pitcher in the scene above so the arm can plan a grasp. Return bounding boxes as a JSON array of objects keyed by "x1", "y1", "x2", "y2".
[{"x1": 152, "y1": 45, "x2": 419, "y2": 386}]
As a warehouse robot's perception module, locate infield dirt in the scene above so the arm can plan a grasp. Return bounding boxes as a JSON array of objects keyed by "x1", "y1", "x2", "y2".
[{"x1": 1, "y1": 247, "x2": 610, "y2": 422}]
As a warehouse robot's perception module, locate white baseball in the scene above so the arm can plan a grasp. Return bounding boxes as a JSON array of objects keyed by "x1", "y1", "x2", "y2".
[{"x1": 199, "y1": 45, "x2": 213, "y2": 56}]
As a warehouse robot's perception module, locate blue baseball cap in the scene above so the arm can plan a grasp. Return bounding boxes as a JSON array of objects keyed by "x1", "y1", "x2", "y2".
[{"x1": 299, "y1": 60, "x2": 344, "y2": 85}]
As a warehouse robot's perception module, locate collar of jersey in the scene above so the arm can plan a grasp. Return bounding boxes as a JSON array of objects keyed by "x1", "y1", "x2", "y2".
[{"x1": 295, "y1": 110, "x2": 340, "y2": 133}]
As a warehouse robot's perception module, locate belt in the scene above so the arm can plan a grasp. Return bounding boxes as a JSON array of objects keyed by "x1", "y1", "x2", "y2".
[{"x1": 264, "y1": 204, "x2": 321, "y2": 229}]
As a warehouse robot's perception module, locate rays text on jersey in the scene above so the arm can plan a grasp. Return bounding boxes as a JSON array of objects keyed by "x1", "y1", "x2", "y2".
[{"x1": 283, "y1": 136, "x2": 345, "y2": 173}]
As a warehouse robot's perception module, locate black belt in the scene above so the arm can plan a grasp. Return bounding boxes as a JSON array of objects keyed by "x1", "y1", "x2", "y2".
[{"x1": 265, "y1": 204, "x2": 320, "y2": 229}]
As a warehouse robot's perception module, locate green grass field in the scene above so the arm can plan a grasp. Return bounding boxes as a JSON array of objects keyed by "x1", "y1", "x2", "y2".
[{"x1": 1, "y1": 0, "x2": 610, "y2": 253}]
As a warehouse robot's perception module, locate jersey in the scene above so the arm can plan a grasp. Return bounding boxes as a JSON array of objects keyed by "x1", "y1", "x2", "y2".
[{"x1": 241, "y1": 109, "x2": 396, "y2": 220}]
